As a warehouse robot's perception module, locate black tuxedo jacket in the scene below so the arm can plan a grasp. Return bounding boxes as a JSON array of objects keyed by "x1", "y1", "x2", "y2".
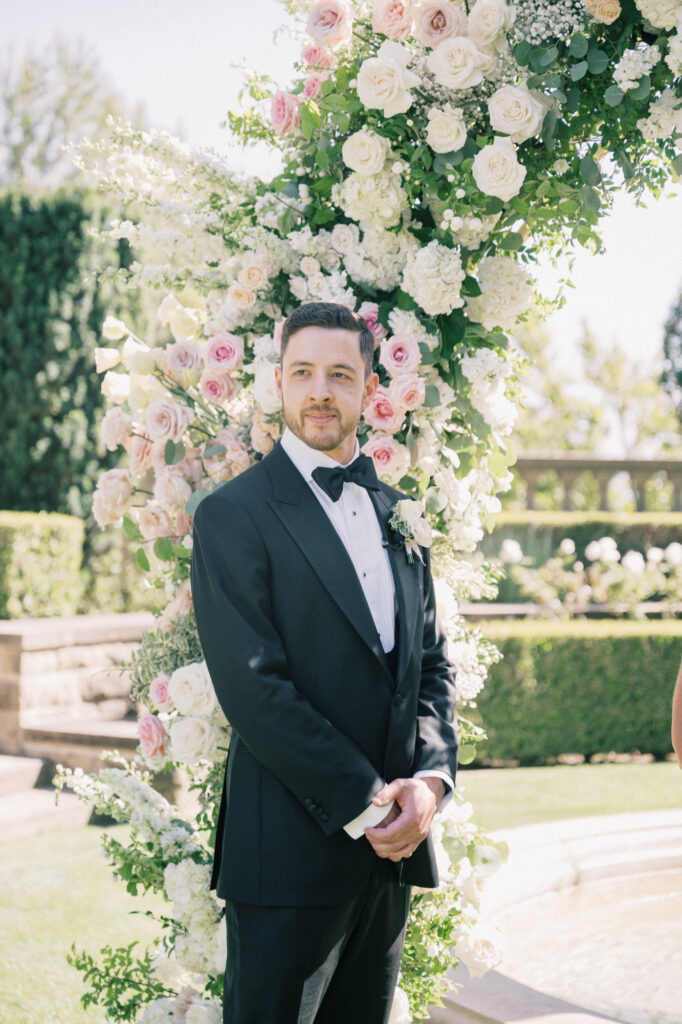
[{"x1": 190, "y1": 441, "x2": 458, "y2": 906}]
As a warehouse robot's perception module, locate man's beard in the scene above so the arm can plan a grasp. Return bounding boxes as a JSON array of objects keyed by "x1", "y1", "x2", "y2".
[{"x1": 283, "y1": 403, "x2": 360, "y2": 453}]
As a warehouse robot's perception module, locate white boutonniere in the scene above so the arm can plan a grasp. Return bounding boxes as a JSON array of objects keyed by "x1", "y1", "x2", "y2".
[{"x1": 388, "y1": 498, "x2": 432, "y2": 564}]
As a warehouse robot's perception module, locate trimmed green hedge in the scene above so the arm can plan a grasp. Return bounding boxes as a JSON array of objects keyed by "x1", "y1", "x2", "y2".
[
  {"x1": 481, "y1": 512, "x2": 682, "y2": 601},
  {"x1": 475, "y1": 619, "x2": 682, "y2": 764},
  {"x1": 0, "y1": 511, "x2": 83, "y2": 618}
]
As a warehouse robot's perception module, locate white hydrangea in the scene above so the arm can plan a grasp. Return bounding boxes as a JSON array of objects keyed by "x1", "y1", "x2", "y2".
[
  {"x1": 343, "y1": 226, "x2": 418, "y2": 290},
  {"x1": 333, "y1": 169, "x2": 408, "y2": 228},
  {"x1": 139, "y1": 998, "x2": 174, "y2": 1023},
  {"x1": 466, "y1": 255, "x2": 533, "y2": 331},
  {"x1": 460, "y1": 346, "x2": 517, "y2": 434},
  {"x1": 665, "y1": 31, "x2": 682, "y2": 76},
  {"x1": 637, "y1": 88, "x2": 682, "y2": 140},
  {"x1": 288, "y1": 267, "x2": 357, "y2": 307},
  {"x1": 613, "y1": 44, "x2": 661, "y2": 91},
  {"x1": 402, "y1": 241, "x2": 466, "y2": 316},
  {"x1": 634, "y1": 0, "x2": 680, "y2": 29},
  {"x1": 446, "y1": 637, "x2": 488, "y2": 700},
  {"x1": 388, "y1": 309, "x2": 439, "y2": 351},
  {"x1": 448, "y1": 213, "x2": 500, "y2": 250}
]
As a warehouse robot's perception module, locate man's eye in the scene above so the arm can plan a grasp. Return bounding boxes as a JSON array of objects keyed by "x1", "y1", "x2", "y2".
[{"x1": 332, "y1": 372, "x2": 349, "y2": 380}]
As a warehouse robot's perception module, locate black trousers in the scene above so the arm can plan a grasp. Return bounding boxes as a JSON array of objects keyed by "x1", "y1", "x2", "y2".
[{"x1": 222, "y1": 857, "x2": 411, "y2": 1024}]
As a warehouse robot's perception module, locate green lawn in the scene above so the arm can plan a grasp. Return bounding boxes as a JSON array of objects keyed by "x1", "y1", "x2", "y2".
[
  {"x1": 457, "y1": 760, "x2": 682, "y2": 831},
  {"x1": 1, "y1": 762, "x2": 680, "y2": 1024}
]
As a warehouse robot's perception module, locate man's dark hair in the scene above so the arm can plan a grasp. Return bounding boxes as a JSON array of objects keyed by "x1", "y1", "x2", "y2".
[{"x1": 281, "y1": 302, "x2": 375, "y2": 378}]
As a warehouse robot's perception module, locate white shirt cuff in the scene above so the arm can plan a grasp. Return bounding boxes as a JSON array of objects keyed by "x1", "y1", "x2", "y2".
[
  {"x1": 343, "y1": 799, "x2": 395, "y2": 840},
  {"x1": 414, "y1": 770, "x2": 454, "y2": 813}
]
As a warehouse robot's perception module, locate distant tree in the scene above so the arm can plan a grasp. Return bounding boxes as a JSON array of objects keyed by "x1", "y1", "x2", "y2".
[{"x1": 662, "y1": 288, "x2": 682, "y2": 415}]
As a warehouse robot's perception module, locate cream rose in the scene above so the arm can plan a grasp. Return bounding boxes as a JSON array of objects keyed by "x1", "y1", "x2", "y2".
[
  {"x1": 467, "y1": 0, "x2": 514, "y2": 49},
  {"x1": 380, "y1": 334, "x2": 421, "y2": 376},
  {"x1": 101, "y1": 315, "x2": 128, "y2": 342},
  {"x1": 92, "y1": 469, "x2": 133, "y2": 527},
  {"x1": 138, "y1": 504, "x2": 175, "y2": 541},
  {"x1": 100, "y1": 407, "x2": 133, "y2": 451},
  {"x1": 169, "y1": 717, "x2": 220, "y2": 763},
  {"x1": 472, "y1": 136, "x2": 527, "y2": 201},
  {"x1": 588, "y1": 0, "x2": 621, "y2": 22},
  {"x1": 271, "y1": 90, "x2": 300, "y2": 136},
  {"x1": 363, "y1": 385, "x2": 405, "y2": 433},
  {"x1": 487, "y1": 84, "x2": 545, "y2": 143},
  {"x1": 154, "y1": 469, "x2": 192, "y2": 510},
  {"x1": 127, "y1": 434, "x2": 154, "y2": 477},
  {"x1": 227, "y1": 282, "x2": 257, "y2": 310},
  {"x1": 372, "y1": 0, "x2": 414, "y2": 40},
  {"x1": 389, "y1": 372, "x2": 425, "y2": 411},
  {"x1": 145, "y1": 398, "x2": 195, "y2": 443},
  {"x1": 238, "y1": 256, "x2": 268, "y2": 291},
  {"x1": 253, "y1": 362, "x2": 282, "y2": 414},
  {"x1": 426, "y1": 104, "x2": 467, "y2": 153},
  {"x1": 362, "y1": 433, "x2": 411, "y2": 481},
  {"x1": 101, "y1": 370, "x2": 130, "y2": 404},
  {"x1": 168, "y1": 661, "x2": 217, "y2": 717},
  {"x1": 163, "y1": 340, "x2": 202, "y2": 384},
  {"x1": 167, "y1": 307, "x2": 200, "y2": 344},
  {"x1": 427, "y1": 36, "x2": 488, "y2": 90},
  {"x1": 95, "y1": 347, "x2": 121, "y2": 373},
  {"x1": 330, "y1": 222, "x2": 360, "y2": 254},
  {"x1": 342, "y1": 129, "x2": 390, "y2": 175},
  {"x1": 306, "y1": 0, "x2": 353, "y2": 48},
  {"x1": 413, "y1": 0, "x2": 467, "y2": 46},
  {"x1": 357, "y1": 40, "x2": 420, "y2": 118}
]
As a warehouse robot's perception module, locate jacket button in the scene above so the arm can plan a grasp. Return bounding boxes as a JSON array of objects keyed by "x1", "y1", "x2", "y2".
[
  {"x1": 393, "y1": 691, "x2": 403, "y2": 707},
  {"x1": 320, "y1": 813, "x2": 329, "y2": 823}
]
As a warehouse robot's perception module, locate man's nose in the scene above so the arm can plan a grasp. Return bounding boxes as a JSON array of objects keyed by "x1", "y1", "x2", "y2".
[{"x1": 308, "y1": 373, "x2": 333, "y2": 402}]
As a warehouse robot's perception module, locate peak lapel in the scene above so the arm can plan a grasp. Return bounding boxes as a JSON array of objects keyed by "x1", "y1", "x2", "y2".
[
  {"x1": 367, "y1": 488, "x2": 420, "y2": 685},
  {"x1": 265, "y1": 445, "x2": 391, "y2": 675}
]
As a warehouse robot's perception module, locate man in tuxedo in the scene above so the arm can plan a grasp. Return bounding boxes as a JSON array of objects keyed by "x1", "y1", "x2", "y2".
[{"x1": 190, "y1": 301, "x2": 458, "y2": 1024}]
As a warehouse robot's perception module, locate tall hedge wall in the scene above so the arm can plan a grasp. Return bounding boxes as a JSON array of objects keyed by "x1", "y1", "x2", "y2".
[
  {"x1": 475, "y1": 619, "x2": 682, "y2": 764},
  {"x1": 0, "y1": 510, "x2": 83, "y2": 618}
]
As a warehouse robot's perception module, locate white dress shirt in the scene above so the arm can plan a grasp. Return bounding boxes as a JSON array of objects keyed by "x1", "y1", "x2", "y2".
[{"x1": 280, "y1": 429, "x2": 453, "y2": 839}]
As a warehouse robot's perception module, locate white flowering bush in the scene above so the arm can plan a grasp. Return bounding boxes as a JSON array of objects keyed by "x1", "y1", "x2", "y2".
[{"x1": 59, "y1": 0, "x2": 682, "y2": 1020}]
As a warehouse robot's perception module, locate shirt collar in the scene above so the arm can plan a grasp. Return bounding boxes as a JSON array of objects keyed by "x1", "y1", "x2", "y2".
[{"x1": 281, "y1": 426, "x2": 360, "y2": 483}]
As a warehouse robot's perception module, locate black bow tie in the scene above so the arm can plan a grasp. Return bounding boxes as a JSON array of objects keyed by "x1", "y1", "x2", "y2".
[{"x1": 311, "y1": 454, "x2": 380, "y2": 502}]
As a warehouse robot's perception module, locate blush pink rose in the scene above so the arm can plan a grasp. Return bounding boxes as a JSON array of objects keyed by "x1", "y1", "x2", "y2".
[
  {"x1": 145, "y1": 398, "x2": 194, "y2": 443},
  {"x1": 362, "y1": 433, "x2": 411, "y2": 480},
  {"x1": 100, "y1": 407, "x2": 133, "y2": 452},
  {"x1": 158, "y1": 580, "x2": 193, "y2": 632},
  {"x1": 204, "y1": 332, "x2": 244, "y2": 373},
  {"x1": 251, "y1": 407, "x2": 280, "y2": 455},
  {"x1": 92, "y1": 469, "x2": 133, "y2": 527},
  {"x1": 154, "y1": 469, "x2": 192, "y2": 510},
  {"x1": 271, "y1": 90, "x2": 301, "y2": 136},
  {"x1": 199, "y1": 369, "x2": 239, "y2": 406},
  {"x1": 303, "y1": 72, "x2": 329, "y2": 99},
  {"x1": 127, "y1": 434, "x2": 154, "y2": 477},
  {"x1": 138, "y1": 711, "x2": 169, "y2": 767},
  {"x1": 272, "y1": 321, "x2": 284, "y2": 354},
  {"x1": 162, "y1": 340, "x2": 202, "y2": 383},
  {"x1": 390, "y1": 372, "x2": 426, "y2": 411},
  {"x1": 138, "y1": 503, "x2": 175, "y2": 540},
  {"x1": 363, "y1": 385, "x2": 405, "y2": 434},
  {"x1": 413, "y1": 0, "x2": 467, "y2": 46},
  {"x1": 372, "y1": 0, "x2": 414, "y2": 40},
  {"x1": 301, "y1": 42, "x2": 335, "y2": 68},
  {"x1": 149, "y1": 673, "x2": 174, "y2": 713},
  {"x1": 306, "y1": 0, "x2": 353, "y2": 49},
  {"x1": 380, "y1": 334, "x2": 421, "y2": 376},
  {"x1": 358, "y1": 301, "x2": 388, "y2": 343}
]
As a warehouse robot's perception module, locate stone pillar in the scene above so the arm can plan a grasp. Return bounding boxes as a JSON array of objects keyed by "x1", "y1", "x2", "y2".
[{"x1": 0, "y1": 634, "x2": 23, "y2": 755}]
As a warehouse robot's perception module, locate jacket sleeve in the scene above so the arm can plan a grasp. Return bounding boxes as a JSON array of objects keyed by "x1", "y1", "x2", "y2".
[
  {"x1": 412, "y1": 548, "x2": 458, "y2": 783},
  {"x1": 190, "y1": 491, "x2": 385, "y2": 837}
]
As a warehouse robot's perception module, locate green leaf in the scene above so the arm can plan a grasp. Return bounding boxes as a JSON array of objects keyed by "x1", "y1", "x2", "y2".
[
  {"x1": 530, "y1": 45, "x2": 559, "y2": 73},
  {"x1": 569, "y1": 60, "x2": 588, "y2": 81},
  {"x1": 185, "y1": 489, "x2": 211, "y2": 515},
  {"x1": 398, "y1": 475, "x2": 418, "y2": 490},
  {"x1": 616, "y1": 148, "x2": 635, "y2": 180},
  {"x1": 487, "y1": 451, "x2": 508, "y2": 477},
  {"x1": 136, "y1": 548, "x2": 150, "y2": 572},
  {"x1": 457, "y1": 743, "x2": 477, "y2": 765},
  {"x1": 164, "y1": 439, "x2": 185, "y2": 465},
  {"x1": 629, "y1": 74, "x2": 651, "y2": 102},
  {"x1": 604, "y1": 84, "x2": 625, "y2": 107},
  {"x1": 587, "y1": 48, "x2": 609, "y2": 75},
  {"x1": 567, "y1": 33, "x2": 589, "y2": 58},
  {"x1": 122, "y1": 515, "x2": 142, "y2": 541},
  {"x1": 424, "y1": 384, "x2": 440, "y2": 408},
  {"x1": 672, "y1": 154, "x2": 682, "y2": 175},
  {"x1": 315, "y1": 150, "x2": 330, "y2": 171},
  {"x1": 396, "y1": 290, "x2": 418, "y2": 311},
  {"x1": 154, "y1": 538, "x2": 174, "y2": 562},
  {"x1": 322, "y1": 93, "x2": 348, "y2": 112},
  {"x1": 484, "y1": 196, "x2": 505, "y2": 215},
  {"x1": 512, "y1": 40, "x2": 532, "y2": 66},
  {"x1": 203, "y1": 443, "x2": 226, "y2": 457},
  {"x1": 460, "y1": 275, "x2": 482, "y2": 297},
  {"x1": 500, "y1": 231, "x2": 524, "y2": 251},
  {"x1": 446, "y1": 433, "x2": 474, "y2": 453},
  {"x1": 581, "y1": 185, "x2": 601, "y2": 213},
  {"x1": 579, "y1": 156, "x2": 600, "y2": 186}
]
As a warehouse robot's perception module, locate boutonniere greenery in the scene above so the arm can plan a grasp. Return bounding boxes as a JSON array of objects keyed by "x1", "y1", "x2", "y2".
[{"x1": 388, "y1": 499, "x2": 433, "y2": 565}]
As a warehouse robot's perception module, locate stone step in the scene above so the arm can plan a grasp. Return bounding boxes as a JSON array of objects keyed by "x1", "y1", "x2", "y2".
[
  {"x1": 0, "y1": 754, "x2": 48, "y2": 796},
  {"x1": 0, "y1": 786, "x2": 92, "y2": 843}
]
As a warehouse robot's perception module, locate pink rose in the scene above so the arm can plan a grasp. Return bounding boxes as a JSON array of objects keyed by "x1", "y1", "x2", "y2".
[
  {"x1": 250, "y1": 408, "x2": 281, "y2": 456},
  {"x1": 413, "y1": 0, "x2": 467, "y2": 47},
  {"x1": 306, "y1": 0, "x2": 353, "y2": 49},
  {"x1": 145, "y1": 398, "x2": 194, "y2": 443},
  {"x1": 358, "y1": 301, "x2": 388, "y2": 342},
  {"x1": 154, "y1": 469, "x2": 192, "y2": 510},
  {"x1": 390, "y1": 372, "x2": 426, "y2": 411},
  {"x1": 173, "y1": 510, "x2": 194, "y2": 537},
  {"x1": 380, "y1": 334, "x2": 421, "y2": 376},
  {"x1": 199, "y1": 369, "x2": 239, "y2": 406},
  {"x1": 204, "y1": 332, "x2": 244, "y2": 373},
  {"x1": 158, "y1": 580, "x2": 193, "y2": 632},
  {"x1": 100, "y1": 407, "x2": 133, "y2": 452},
  {"x1": 162, "y1": 340, "x2": 202, "y2": 383},
  {"x1": 303, "y1": 72, "x2": 329, "y2": 99},
  {"x1": 215, "y1": 430, "x2": 251, "y2": 475},
  {"x1": 272, "y1": 321, "x2": 284, "y2": 354},
  {"x1": 271, "y1": 90, "x2": 301, "y2": 136},
  {"x1": 363, "y1": 385, "x2": 405, "y2": 434},
  {"x1": 138, "y1": 503, "x2": 175, "y2": 540},
  {"x1": 301, "y1": 42, "x2": 335, "y2": 68},
  {"x1": 149, "y1": 673, "x2": 174, "y2": 712},
  {"x1": 92, "y1": 469, "x2": 133, "y2": 527},
  {"x1": 362, "y1": 433, "x2": 411, "y2": 481},
  {"x1": 138, "y1": 711, "x2": 169, "y2": 768},
  {"x1": 372, "y1": 0, "x2": 414, "y2": 40},
  {"x1": 127, "y1": 434, "x2": 154, "y2": 477}
]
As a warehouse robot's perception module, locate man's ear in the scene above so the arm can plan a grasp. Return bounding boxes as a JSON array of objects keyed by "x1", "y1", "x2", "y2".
[
  {"x1": 274, "y1": 364, "x2": 282, "y2": 400},
  {"x1": 362, "y1": 371, "x2": 379, "y2": 409}
]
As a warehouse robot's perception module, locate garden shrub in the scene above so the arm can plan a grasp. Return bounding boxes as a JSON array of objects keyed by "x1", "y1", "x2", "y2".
[
  {"x1": 475, "y1": 619, "x2": 682, "y2": 764},
  {"x1": 0, "y1": 510, "x2": 84, "y2": 618}
]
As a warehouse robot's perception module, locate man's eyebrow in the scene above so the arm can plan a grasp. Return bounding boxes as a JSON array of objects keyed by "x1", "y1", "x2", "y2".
[{"x1": 287, "y1": 360, "x2": 358, "y2": 372}]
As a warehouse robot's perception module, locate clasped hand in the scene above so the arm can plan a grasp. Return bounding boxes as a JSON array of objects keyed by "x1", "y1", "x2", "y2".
[{"x1": 364, "y1": 777, "x2": 444, "y2": 862}]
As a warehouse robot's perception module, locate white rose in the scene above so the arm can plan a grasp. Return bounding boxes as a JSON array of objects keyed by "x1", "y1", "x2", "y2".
[
  {"x1": 426, "y1": 104, "x2": 467, "y2": 153},
  {"x1": 357, "y1": 40, "x2": 420, "y2": 117},
  {"x1": 467, "y1": 0, "x2": 514, "y2": 49},
  {"x1": 169, "y1": 717, "x2": 220, "y2": 763},
  {"x1": 185, "y1": 1002, "x2": 222, "y2": 1024},
  {"x1": 253, "y1": 361, "x2": 282, "y2": 414},
  {"x1": 168, "y1": 661, "x2": 217, "y2": 717},
  {"x1": 454, "y1": 925, "x2": 503, "y2": 978},
  {"x1": 94, "y1": 347, "x2": 121, "y2": 373},
  {"x1": 342, "y1": 129, "x2": 389, "y2": 175},
  {"x1": 139, "y1": 998, "x2": 174, "y2": 1024},
  {"x1": 387, "y1": 986, "x2": 411, "y2": 1024},
  {"x1": 101, "y1": 370, "x2": 130, "y2": 404},
  {"x1": 472, "y1": 136, "x2": 526, "y2": 201},
  {"x1": 100, "y1": 407, "x2": 133, "y2": 451},
  {"x1": 330, "y1": 222, "x2": 360, "y2": 253},
  {"x1": 92, "y1": 469, "x2": 133, "y2": 527},
  {"x1": 101, "y1": 315, "x2": 128, "y2": 341},
  {"x1": 487, "y1": 84, "x2": 546, "y2": 143},
  {"x1": 427, "y1": 35, "x2": 488, "y2": 89},
  {"x1": 154, "y1": 469, "x2": 192, "y2": 510},
  {"x1": 121, "y1": 336, "x2": 153, "y2": 371},
  {"x1": 227, "y1": 282, "x2": 257, "y2": 310}
]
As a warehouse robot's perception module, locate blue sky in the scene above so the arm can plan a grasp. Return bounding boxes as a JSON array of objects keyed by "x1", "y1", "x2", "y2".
[{"x1": 5, "y1": 0, "x2": 682, "y2": 369}]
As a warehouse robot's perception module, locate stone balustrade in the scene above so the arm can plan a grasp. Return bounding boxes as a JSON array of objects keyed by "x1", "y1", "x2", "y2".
[{"x1": 514, "y1": 452, "x2": 682, "y2": 511}]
